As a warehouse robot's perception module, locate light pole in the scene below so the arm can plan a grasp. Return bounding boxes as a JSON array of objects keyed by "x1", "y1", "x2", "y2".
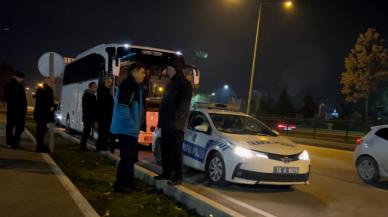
[{"x1": 246, "y1": 1, "x2": 293, "y2": 114}]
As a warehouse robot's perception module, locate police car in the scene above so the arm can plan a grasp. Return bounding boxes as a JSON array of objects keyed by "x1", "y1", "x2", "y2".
[{"x1": 152, "y1": 104, "x2": 311, "y2": 185}]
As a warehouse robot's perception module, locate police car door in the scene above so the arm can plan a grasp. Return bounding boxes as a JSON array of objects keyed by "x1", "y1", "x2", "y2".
[{"x1": 183, "y1": 111, "x2": 212, "y2": 171}]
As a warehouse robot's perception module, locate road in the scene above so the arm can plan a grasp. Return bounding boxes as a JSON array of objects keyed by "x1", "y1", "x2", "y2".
[{"x1": 138, "y1": 144, "x2": 388, "y2": 217}]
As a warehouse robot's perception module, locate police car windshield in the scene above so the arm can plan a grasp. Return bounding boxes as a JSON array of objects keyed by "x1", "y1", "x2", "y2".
[{"x1": 209, "y1": 114, "x2": 277, "y2": 136}]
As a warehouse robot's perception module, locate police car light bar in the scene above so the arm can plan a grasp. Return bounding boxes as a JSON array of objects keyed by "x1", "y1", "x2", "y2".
[{"x1": 192, "y1": 102, "x2": 240, "y2": 112}]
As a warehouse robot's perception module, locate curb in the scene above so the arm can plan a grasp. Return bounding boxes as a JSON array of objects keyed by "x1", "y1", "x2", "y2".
[
  {"x1": 57, "y1": 130, "x2": 245, "y2": 217},
  {"x1": 24, "y1": 128, "x2": 100, "y2": 217}
]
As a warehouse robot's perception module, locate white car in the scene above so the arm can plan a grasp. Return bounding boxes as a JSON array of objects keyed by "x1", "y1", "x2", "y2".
[
  {"x1": 152, "y1": 108, "x2": 311, "y2": 185},
  {"x1": 354, "y1": 125, "x2": 388, "y2": 184}
]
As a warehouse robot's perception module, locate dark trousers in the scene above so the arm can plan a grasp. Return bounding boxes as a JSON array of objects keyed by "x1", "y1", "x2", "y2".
[
  {"x1": 36, "y1": 119, "x2": 48, "y2": 152},
  {"x1": 6, "y1": 113, "x2": 25, "y2": 147},
  {"x1": 80, "y1": 118, "x2": 94, "y2": 149},
  {"x1": 160, "y1": 129, "x2": 184, "y2": 180},
  {"x1": 96, "y1": 120, "x2": 112, "y2": 151},
  {"x1": 114, "y1": 134, "x2": 138, "y2": 189}
]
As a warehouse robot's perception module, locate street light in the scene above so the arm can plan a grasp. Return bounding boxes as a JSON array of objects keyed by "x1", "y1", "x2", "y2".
[
  {"x1": 283, "y1": 1, "x2": 293, "y2": 9},
  {"x1": 224, "y1": 84, "x2": 229, "y2": 90},
  {"x1": 246, "y1": 1, "x2": 293, "y2": 114},
  {"x1": 211, "y1": 92, "x2": 216, "y2": 96}
]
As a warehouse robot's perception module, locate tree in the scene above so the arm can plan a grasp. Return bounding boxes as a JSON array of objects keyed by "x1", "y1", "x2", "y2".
[
  {"x1": 260, "y1": 94, "x2": 275, "y2": 115},
  {"x1": 341, "y1": 28, "x2": 388, "y2": 122},
  {"x1": 300, "y1": 92, "x2": 318, "y2": 119},
  {"x1": 276, "y1": 89, "x2": 295, "y2": 117}
]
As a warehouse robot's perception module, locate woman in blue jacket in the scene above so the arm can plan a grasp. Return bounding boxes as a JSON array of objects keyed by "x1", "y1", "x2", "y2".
[{"x1": 111, "y1": 63, "x2": 146, "y2": 193}]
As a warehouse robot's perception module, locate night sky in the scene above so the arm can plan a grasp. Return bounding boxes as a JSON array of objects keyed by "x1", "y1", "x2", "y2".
[{"x1": 1, "y1": 0, "x2": 387, "y2": 105}]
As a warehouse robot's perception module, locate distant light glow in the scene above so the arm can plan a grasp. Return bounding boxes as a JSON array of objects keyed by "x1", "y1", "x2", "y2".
[
  {"x1": 176, "y1": 51, "x2": 183, "y2": 56},
  {"x1": 224, "y1": 84, "x2": 229, "y2": 90},
  {"x1": 124, "y1": 43, "x2": 130, "y2": 49},
  {"x1": 211, "y1": 92, "x2": 216, "y2": 96},
  {"x1": 283, "y1": 1, "x2": 293, "y2": 9}
]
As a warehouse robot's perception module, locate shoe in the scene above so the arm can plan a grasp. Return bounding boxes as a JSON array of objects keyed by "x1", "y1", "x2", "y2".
[
  {"x1": 11, "y1": 145, "x2": 19, "y2": 149},
  {"x1": 154, "y1": 174, "x2": 171, "y2": 180},
  {"x1": 114, "y1": 186, "x2": 133, "y2": 194},
  {"x1": 129, "y1": 185, "x2": 142, "y2": 192},
  {"x1": 168, "y1": 177, "x2": 182, "y2": 186}
]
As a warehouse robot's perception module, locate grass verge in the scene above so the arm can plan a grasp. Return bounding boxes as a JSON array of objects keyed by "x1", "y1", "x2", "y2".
[{"x1": 25, "y1": 120, "x2": 200, "y2": 217}]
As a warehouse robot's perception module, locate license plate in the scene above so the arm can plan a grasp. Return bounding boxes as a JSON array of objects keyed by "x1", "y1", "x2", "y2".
[
  {"x1": 143, "y1": 136, "x2": 153, "y2": 143},
  {"x1": 273, "y1": 167, "x2": 299, "y2": 174}
]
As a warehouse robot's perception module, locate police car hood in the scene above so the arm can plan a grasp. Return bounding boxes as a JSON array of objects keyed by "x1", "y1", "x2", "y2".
[{"x1": 223, "y1": 133, "x2": 302, "y2": 155}]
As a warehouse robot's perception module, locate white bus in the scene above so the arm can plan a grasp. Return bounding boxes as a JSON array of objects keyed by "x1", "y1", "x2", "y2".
[{"x1": 59, "y1": 43, "x2": 199, "y2": 145}]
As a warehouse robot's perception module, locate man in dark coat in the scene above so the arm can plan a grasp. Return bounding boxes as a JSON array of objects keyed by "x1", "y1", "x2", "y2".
[
  {"x1": 80, "y1": 81, "x2": 97, "y2": 151},
  {"x1": 96, "y1": 76, "x2": 114, "y2": 151},
  {"x1": 155, "y1": 59, "x2": 193, "y2": 185},
  {"x1": 34, "y1": 79, "x2": 54, "y2": 152},
  {"x1": 3, "y1": 71, "x2": 27, "y2": 149}
]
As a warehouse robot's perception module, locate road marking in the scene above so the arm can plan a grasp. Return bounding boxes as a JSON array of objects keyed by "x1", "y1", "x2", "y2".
[{"x1": 204, "y1": 187, "x2": 278, "y2": 217}]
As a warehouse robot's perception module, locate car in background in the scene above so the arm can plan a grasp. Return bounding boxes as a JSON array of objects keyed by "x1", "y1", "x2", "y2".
[
  {"x1": 354, "y1": 125, "x2": 388, "y2": 184},
  {"x1": 152, "y1": 104, "x2": 311, "y2": 186},
  {"x1": 277, "y1": 123, "x2": 297, "y2": 131}
]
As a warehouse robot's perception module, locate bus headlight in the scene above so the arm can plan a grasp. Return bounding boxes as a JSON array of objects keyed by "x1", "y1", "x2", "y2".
[
  {"x1": 56, "y1": 113, "x2": 62, "y2": 120},
  {"x1": 298, "y1": 150, "x2": 310, "y2": 161}
]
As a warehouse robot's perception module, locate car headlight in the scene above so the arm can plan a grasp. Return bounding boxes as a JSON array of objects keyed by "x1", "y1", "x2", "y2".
[
  {"x1": 298, "y1": 150, "x2": 310, "y2": 161},
  {"x1": 234, "y1": 147, "x2": 254, "y2": 158},
  {"x1": 255, "y1": 152, "x2": 269, "y2": 159},
  {"x1": 56, "y1": 114, "x2": 62, "y2": 120},
  {"x1": 234, "y1": 147, "x2": 269, "y2": 159}
]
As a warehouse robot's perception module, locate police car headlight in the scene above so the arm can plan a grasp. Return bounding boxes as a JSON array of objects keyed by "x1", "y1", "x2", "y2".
[
  {"x1": 255, "y1": 152, "x2": 269, "y2": 159},
  {"x1": 234, "y1": 147, "x2": 254, "y2": 158},
  {"x1": 298, "y1": 150, "x2": 310, "y2": 161}
]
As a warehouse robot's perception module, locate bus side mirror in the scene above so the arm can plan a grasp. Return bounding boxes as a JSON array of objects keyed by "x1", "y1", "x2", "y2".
[
  {"x1": 112, "y1": 58, "x2": 120, "y2": 76},
  {"x1": 184, "y1": 66, "x2": 200, "y2": 86}
]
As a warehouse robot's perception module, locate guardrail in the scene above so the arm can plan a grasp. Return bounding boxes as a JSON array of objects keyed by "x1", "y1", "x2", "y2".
[{"x1": 258, "y1": 116, "x2": 380, "y2": 144}]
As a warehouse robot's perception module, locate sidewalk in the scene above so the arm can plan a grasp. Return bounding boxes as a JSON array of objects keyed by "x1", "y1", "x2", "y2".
[{"x1": 0, "y1": 114, "x2": 89, "y2": 217}]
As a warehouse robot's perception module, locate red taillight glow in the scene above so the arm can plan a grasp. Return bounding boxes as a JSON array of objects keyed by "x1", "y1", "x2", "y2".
[
  {"x1": 277, "y1": 124, "x2": 296, "y2": 129},
  {"x1": 356, "y1": 138, "x2": 363, "y2": 145}
]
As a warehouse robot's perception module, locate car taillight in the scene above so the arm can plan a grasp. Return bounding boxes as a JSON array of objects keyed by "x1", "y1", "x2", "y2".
[{"x1": 356, "y1": 138, "x2": 363, "y2": 145}]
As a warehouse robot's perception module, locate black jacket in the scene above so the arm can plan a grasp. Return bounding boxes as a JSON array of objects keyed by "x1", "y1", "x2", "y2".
[
  {"x1": 158, "y1": 74, "x2": 193, "y2": 131},
  {"x1": 82, "y1": 89, "x2": 97, "y2": 121},
  {"x1": 34, "y1": 83, "x2": 54, "y2": 122},
  {"x1": 96, "y1": 84, "x2": 114, "y2": 124},
  {"x1": 3, "y1": 78, "x2": 27, "y2": 118}
]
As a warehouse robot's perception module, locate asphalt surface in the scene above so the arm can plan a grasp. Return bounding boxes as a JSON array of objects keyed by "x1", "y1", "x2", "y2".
[{"x1": 138, "y1": 144, "x2": 388, "y2": 217}]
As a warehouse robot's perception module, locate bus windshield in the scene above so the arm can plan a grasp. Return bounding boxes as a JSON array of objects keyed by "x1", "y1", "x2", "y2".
[{"x1": 118, "y1": 47, "x2": 184, "y2": 100}]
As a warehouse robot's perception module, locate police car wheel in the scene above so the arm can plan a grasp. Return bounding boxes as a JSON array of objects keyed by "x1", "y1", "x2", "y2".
[
  {"x1": 207, "y1": 152, "x2": 226, "y2": 185},
  {"x1": 154, "y1": 139, "x2": 162, "y2": 165}
]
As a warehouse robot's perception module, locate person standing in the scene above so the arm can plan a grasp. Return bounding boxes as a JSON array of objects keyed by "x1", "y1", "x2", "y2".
[
  {"x1": 3, "y1": 71, "x2": 27, "y2": 149},
  {"x1": 34, "y1": 79, "x2": 54, "y2": 152},
  {"x1": 111, "y1": 63, "x2": 146, "y2": 193},
  {"x1": 96, "y1": 76, "x2": 114, "y2": 152},
  {"x1": 80, "y1": 82, "x2": 97, "y2": 151},
  {"x1": 155, "y1": 59, "x2": 193, "y2": 185}
]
